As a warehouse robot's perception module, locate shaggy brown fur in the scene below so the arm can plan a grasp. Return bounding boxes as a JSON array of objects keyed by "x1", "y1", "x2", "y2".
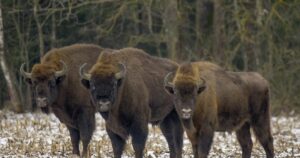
[
  {"x1": 83, "y1": 48, "x2": 183, "y2": 158},
  {"x1": 165, "y1": 61, "x2": 274, "y2": 158},
  {"x1": 21, "y1": 44, "x2": 104, "y2": 157}
]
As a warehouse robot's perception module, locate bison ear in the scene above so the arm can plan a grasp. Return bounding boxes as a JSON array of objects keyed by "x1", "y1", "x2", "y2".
[
  {"x1": 197, "y1": 85, "x2": 206, "y2": 94},
  {"x1": 81, "y1": 78, "x2": 90, "y2": 89},
  {"x1": 164, "y1": 85, "x2": 175, "y2": 95}
]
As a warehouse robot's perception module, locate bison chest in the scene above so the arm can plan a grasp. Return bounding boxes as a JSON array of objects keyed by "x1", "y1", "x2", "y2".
[{"x1": 216, "y1": 112, "x2": 250, "y2": 132}]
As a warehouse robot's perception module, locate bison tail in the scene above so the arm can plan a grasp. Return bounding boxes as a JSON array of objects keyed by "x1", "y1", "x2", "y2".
[{"x1": 250, "y1": 88, "x2": 271, "y2": 125}]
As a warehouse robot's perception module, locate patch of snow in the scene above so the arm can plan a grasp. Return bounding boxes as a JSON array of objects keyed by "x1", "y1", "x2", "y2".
[
  {"x1": 0, "y1": 111, "x2": 299, "y2": 157},
  {"x1": 0, "y1": 138, "x2": 8, "y2": 146}
]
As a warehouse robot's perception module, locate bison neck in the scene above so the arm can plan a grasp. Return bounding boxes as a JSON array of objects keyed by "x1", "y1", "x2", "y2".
[
  {"x1": 104, "y1": 79, "x2": 141, "y2": 140},
  {"x1": 50, "y1": 85, "x2": 80, "y2": 129}
]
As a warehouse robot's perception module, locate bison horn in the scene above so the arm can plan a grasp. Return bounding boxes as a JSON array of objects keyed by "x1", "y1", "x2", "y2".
[
  {"x1": 164, "y1": 72, "x2": 175, "y2": 87},
  {"x1": 55, "y1": 60, "x2": 68, "y2": 77},
  {"x1": 198, "y1": 77, "x2": 206, "y2": 87},
  {"x1": 20, "y1": 63, "x2": 32, "y2": 79},
  {"x1": 79, "y1": 63, "x2": 91, "y2": 80},
  {"x1": 115, "y1": 63, "x2": 126, "y2": 79}
]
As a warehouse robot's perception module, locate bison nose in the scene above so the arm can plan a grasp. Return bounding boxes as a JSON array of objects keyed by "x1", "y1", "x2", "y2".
[
  {"x1": 36, "y1": 97, "x2": 47, "y2": 108},
  {"x1": 97, "y1": 100, "x2": 111, "y2": 112},
  {"x1": 181, "y1": 108, "x2": 192, "y2": 119}
]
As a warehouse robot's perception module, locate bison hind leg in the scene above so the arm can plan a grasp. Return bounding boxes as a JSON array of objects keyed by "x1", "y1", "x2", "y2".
[
  {"x1": 251, "y1": 94, "x2": 274, "y2": 158},
  {"x1": 252, "y1": 115, "x2": 274, "y2": 158},
  {"x1": 236, "y1": 122, "x2": 253, "y2": 158}
]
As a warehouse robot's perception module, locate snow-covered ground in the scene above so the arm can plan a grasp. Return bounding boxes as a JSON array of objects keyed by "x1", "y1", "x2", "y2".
[{"x1": 0, "y1": 110, "x2": 299, "y2": 157}]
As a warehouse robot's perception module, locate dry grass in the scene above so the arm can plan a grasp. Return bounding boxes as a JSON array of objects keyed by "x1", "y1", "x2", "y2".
[{"x1": 0, "y1": 110, "x2": 299, "y2": 157}]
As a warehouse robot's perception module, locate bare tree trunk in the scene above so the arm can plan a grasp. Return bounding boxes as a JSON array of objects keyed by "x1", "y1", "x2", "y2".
[
  {"x1": 25, "y1": 19, "x2": 34, "y2": 111},
  {"x1": 213, "y1": 0, "x2": 226, "y2": 65},
  {"x1": 33, "y1": 0, "x2": 45, "y2": 60},
  {"x1": 11, "y1": 11, "x2": 26, "y2": 110},
  {"x1": 133, "y1": 3, "x2": 141, "y2": 35},
  {"x1": 255, "y1": 0, "x2": 263, "y2": 69},
  {"x1": 0, "y1": 3, "x2": 22, "y2": 112},
  {"x1": 234, "y1": 0, "x2": 257, "y2": 71},
  {"x1": 11, "y1": 5, "x2": 35, "y2": 111},
  {"x1": 50, "y1": 1, "x2": 56, "y2": 49},
  {"x1": 162, "y1": 0, "x2": 179, "y2": 60},
  {"x1": 195, "y1": 0, "x2": 204, "y2": 54},
  {"x1": 243, "y1": 1, "x2": 257, "y2": 71},
  {"x1": 145, "y1": 0, "x2": 153, "y2": 34}
]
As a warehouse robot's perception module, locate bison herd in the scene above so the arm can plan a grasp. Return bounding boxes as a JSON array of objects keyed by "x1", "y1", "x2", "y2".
[{"x1": 20, "y1": 44, "x2": 274, "y2": 158}]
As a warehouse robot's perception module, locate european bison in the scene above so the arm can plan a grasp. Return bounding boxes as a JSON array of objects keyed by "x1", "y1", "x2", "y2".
[
  {"x1": 164, "y1": 62, "x2": 274, "y2": 158},
  {"x1": 20, "y1": 44, "x2": 104, "y2": 157},
  {"x1": 80, "y1": 48, "x2": 183, "y2": 158}
]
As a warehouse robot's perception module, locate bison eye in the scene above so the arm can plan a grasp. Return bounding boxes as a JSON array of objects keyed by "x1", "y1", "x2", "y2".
[
  {"x1": 197, "y1": 85, "x2": 206, "y2": 94},
  {"x1": 164, "y1": 86, "x2": 175, "y2": 95}
]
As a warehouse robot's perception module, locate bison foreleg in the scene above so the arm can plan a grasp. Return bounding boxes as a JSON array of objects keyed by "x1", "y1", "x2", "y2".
[
  {"x1": 160, "y1": 110, "x2": 183, "y2": 158},
  {"x1": 192, "y1": 144, "x2": 198, "y2": 158},
  {"x1": 77, "y1": 109, "x2": 95, "y2": 158},
  {"x1": 251, "y1": 94, "x2": 274, "y2": 158},
  {"x1": 197, "y1": 125, "x2": 214, "y2": 158},
  {"x1": 236, "y1": 122, "x2": 253, "y2": 158},
  {"x1": 130, "y1": 121, "x2": 148, "y2": 158},
  {"x1": 67, "y1": 126, "x2": 80, "y2": 156},
  {"x1": 106, "y1": 128, "x2": 126, "y2": 158}
]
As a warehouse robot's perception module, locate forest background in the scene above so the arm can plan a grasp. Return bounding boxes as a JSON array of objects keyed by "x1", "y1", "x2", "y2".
[{"x1": 0, "y1": 0, "x2": 299, "y2": 114}]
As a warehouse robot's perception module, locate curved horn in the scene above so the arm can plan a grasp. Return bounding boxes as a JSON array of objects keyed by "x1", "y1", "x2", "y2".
[
  {"x1": 164, "y1": 72, "x2": 175, "y2": 87},
  {"x1": 20, "y1": 63, "x2": 32, "y2": 79},
  {"x1": 79, "y1": 63, "x2": 91, "y2": 80},
  {"x1": 55, "y1": 60, "x2": 67, "y2": 77},
  {"x1": 115, "y1": 63, "x2": 126, "y2": 79}
]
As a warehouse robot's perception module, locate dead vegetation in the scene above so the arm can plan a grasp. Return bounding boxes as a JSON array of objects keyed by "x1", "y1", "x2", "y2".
[{"x1": 0, "y1": 110, "x2": 299, "y2": 157}]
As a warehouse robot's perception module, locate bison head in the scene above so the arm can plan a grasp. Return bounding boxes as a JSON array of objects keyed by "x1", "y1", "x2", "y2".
[
  {"x1": 20, "y1": 61, "x2": 67, "y2": 108},
  {"x1": 80, "y1": 63, "x2": 126, "y2": 112},
  {"x1": 164, "y1": 72, "x2": 206, "y2": 120}
]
